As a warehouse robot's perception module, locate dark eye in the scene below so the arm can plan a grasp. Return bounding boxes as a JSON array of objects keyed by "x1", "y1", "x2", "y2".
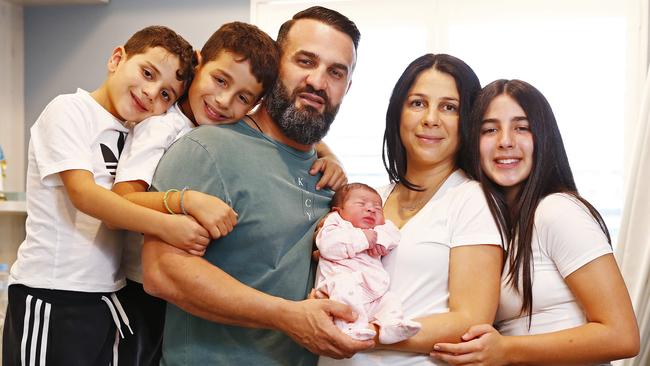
[
  {"x1": 481, "y1": 127, "x2": 497, "y2": 135},
  {"x1": 143, "y1": 69, "x2": 153, "y2": 79},
  {"x1": 214, "y1": 76, "x2": 226, "y2": 87},
  {"x1": 330, "y1": 68, "x2": 344, "y2": 79},
  {"x1": 238, "y1": 94, "x2": 250, "y2": 105},
  {"x1": 441, "y1": 103, "x2": 458, "y2": 112},
  {"x1": 297, "y1": 58, "x2": 313, "y2": 67},
  {"x1": 410, "y1": 99, "x2": 426, "y2": 108},
  {"x1": 515, "y1": 125, "x2": 530, "y2": 132},
  {"x1": 161, "y1": 90, "x2": 170, "y2": 102}
]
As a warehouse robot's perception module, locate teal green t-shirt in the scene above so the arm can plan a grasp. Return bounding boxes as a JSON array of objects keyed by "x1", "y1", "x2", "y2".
[{"x1": 150, "y1": 122, "x2": 332, "y2": 366}]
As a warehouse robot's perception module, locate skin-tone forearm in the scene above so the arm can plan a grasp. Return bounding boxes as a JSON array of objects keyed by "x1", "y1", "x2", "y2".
[
  {"x1": 432, "y1": 254, "x2": 640, "y2": 365},
  {"x1": 113, "y1": 180, "x2": 174, "y2": 213},
  {"x1": 61, "y1": 169, "x2": 209, "y2": 252},
  {"x1": 142, "y1": 235, "x2": 374, "y2": 358},
  {"x1": 502, "y1": 254, "x2": 639, "y2": 365},
  {"x1": 113, "y1": 181, "x2": 237, "y2": 241},
  {"x1": 142, "y1": 234, "x2": 287, "y2": 326},
  {"x1": 378, "y1": 245, "x2": 503, "y2": 354}
]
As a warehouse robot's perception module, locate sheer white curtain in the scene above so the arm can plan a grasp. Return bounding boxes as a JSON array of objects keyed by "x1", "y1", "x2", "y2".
[
  {"x1": 616, "y1": 1, "x2": 650, "y2": 364},
  {"x1": 617, "y1": 72, "x2": 650, "y2": 366}
]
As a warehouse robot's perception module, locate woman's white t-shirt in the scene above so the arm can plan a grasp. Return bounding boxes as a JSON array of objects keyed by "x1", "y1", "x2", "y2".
[
  {"x1": 495, "y1": 193, "x2": 612, "y2": 335},
  {"x1": 319, "y1": 169, "x2": 502, "y2": 366}
]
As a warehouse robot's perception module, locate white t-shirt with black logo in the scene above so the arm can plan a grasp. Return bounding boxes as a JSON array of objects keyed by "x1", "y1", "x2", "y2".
[{"x1": 10, "y1": 89, "x2": 129, "y2": 292}]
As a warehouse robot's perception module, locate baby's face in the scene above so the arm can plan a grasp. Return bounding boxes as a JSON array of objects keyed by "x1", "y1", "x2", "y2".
[{"x1": 338, "y1": 189, "x2": 385, "y2": 229}]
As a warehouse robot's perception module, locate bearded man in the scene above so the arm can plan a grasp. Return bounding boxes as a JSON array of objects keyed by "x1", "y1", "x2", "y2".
[{"x1": 141, "y1": 6, "x2": 373, "y2": 366}]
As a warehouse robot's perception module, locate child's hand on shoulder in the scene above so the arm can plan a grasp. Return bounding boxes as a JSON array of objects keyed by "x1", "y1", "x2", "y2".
[
  {"x1": 184, "y1": 191, "x2": 238, "y2": 239},
  {"x1": 160, "y1": 214, "x2": 210, "y2": 256},
  {"x1": 310, "y1": 156, "x2": 348, "y2": 191}
]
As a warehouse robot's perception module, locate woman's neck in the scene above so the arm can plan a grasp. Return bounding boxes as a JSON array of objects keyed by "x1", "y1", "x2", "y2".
[{"x1": 403, "y1": 161, "x2": 456, "y2": 192}]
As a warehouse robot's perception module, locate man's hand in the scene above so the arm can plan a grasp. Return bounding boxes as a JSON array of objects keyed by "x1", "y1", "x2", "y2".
[
  {"x1": 184, "y1": 190, "x2": 238, "y2": 239},
  {"x1": 310, "y1": 156, "x2": 348, "y2": 191},
  {"x1": 278, "y1": 299, "x2": 374, "y2": 358}
]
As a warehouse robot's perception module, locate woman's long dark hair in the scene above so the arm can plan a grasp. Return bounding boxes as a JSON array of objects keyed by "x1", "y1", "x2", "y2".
[
  {"x1": 382, "y1": 53, "x2": 481, "y2": 191},
  {"x1": 465, "y1": 79, "x2": 611, "y2": 324}
]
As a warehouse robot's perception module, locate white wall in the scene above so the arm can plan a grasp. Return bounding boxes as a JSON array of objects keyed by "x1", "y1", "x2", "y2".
[
  {"x1": 23, "y1": 0, "x2": 249, "y2": 170},
  {"x1": 0, "y1": 0, "x2": 24, "y2": 192}
]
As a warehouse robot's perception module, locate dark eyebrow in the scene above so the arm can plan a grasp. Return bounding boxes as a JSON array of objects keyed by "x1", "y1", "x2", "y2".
[
  {"x1": 296, "y1": 50, "x2": 350, "y2": 75},
  {"x1": 482, "y1": 116, "x2": 528, "y2": 124}
]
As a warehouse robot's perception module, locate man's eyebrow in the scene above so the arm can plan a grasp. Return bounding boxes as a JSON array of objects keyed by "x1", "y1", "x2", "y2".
[{"x1": 295, "y1": 50, "x2": 351, "y2": 74}]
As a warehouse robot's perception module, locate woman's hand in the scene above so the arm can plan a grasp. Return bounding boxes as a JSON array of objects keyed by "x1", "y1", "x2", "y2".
[{"x1": 430, "y1": 324, "x2": 508, "y2": 366}]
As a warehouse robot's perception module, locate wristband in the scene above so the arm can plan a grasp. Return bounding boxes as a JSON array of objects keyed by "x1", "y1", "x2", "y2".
[
  {"x1": 179, "y1": 186, "x2": 189, "y2": 215},
  {"x1": 163, "y1": 188, "x2": 179, "y2": 214}
]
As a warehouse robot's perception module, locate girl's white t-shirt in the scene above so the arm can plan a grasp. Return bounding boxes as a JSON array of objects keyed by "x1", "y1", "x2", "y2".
[{"x1": 495, "y1": 193, "x2": 612, "y2": 335}]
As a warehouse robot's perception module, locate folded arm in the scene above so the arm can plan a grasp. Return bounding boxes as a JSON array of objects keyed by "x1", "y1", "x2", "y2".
[
  {"x1": 142, "y1": 234, "x2": 374, "y2": 358},
  {"x1": 378, "y1": 244, "x2": 503, "y2": 354}
]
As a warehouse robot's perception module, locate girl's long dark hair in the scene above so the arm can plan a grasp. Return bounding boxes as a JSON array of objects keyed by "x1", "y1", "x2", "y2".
[
  {"x1": 382, "y1": 53, "x2": 481, "y2": 191},
  {"x1": 464, "y1": 79, "x2": 611, "y2": 325}
]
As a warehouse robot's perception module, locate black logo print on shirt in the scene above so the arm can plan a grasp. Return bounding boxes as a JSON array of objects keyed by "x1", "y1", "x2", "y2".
[{"x1": 100, "y1": 132, "x2": 126, "y2": 176}]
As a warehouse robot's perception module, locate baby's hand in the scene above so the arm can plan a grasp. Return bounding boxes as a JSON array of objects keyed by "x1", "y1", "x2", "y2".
[
  {"x1": 363, "y1": 229, "x2": 378, "y2": 247},
  {"x1": 366, "y1": 242, "x2": 389, "y2": 258},
  {"x1": 309, "y1": 156, "x2": 348, "y2": 191}
]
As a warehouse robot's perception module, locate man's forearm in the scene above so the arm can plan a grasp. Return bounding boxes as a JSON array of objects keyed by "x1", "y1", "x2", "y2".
[{"x1": 142, "y1": 235, "x2": 291, "y2": 329}]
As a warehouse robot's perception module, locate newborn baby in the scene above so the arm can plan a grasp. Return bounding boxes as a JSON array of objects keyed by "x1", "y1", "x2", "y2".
[{"x1": 315, "y1": 183, "x2": 421, "y2": 344}]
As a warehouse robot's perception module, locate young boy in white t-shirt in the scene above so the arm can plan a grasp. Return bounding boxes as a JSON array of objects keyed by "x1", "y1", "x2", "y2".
[
  {"x1": 3, "y1": 26, "x2": 202, "y2": 366},
  {"x1": 112, "y1": 22, "x2": 348, "y2": 365}
]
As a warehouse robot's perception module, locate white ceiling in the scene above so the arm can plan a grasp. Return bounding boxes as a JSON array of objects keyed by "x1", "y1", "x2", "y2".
[{"x1": 6, "y1": 0, "x2": 108, "y2": 5}]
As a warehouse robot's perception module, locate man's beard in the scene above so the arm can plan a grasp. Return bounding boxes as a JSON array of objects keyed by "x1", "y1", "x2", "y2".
[{"x1": 265, "y1": 81, "x2": 340, "y2": 145}]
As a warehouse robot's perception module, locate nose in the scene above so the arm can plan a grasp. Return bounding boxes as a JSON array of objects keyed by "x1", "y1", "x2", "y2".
[
  {"x1": 366, "y1": 205, "x2": 376, "y2": 213},
  {"x1": 498, "y1": 129, "x2": 514, "y2": 149},
  {"x1": 422, "y1": 108, "x2": 439, "y2": 127},
  {"x1": 215, "y1": 90, "x2": 234, "y2": 110},
  {"x1": 142, "y1": 81, "x2": 163, "y2": 102},
  {"x1": 305, "y1": 68, "x2": 327, "y2": 91}
]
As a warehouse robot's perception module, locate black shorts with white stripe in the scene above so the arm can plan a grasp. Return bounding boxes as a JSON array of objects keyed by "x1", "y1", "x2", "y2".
[
  {"x1": 116, "y1": 279, "x2": 166, "y2": 366},
  {"x1": 3, "y1": 284, "x2": 118, "y2": 366}
]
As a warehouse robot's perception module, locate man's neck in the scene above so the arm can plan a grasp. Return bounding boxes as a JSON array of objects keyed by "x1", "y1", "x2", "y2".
[{"x1": 249, "y1": 105, "x2": 312, "y2": 152}]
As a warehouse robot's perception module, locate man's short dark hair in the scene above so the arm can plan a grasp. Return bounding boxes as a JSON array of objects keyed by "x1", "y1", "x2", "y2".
[{"x1": 276, "y1": 6, "x2": 360, "y2": 52}]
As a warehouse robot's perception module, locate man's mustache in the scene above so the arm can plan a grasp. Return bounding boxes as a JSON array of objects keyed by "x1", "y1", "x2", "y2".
[{"x1": 293, "y1": 85, "x2": 329, "y2": 106}]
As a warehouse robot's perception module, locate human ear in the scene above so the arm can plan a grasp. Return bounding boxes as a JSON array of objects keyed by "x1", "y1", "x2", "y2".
[
  {"x1": 194, "y1": 50, "x2": 202, "y2": 70},
  {"x1": 107, "y1": 46, "x2": 126, "y2": 73}
]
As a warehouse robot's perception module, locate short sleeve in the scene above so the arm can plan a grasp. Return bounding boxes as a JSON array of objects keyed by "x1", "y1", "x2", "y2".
[
  {"x1": 535, "y1": 194, "x2": 612, "y2": 278},
  {"x1": 149, "y1": 134, "x2": 229, "y2": 205},
  {"x1": 115, "y1": 115, "x2": 183, "y2": 185},
  {"x1": 31, "y1": 97, "x2": 93, "y2": 186},
  {"x1": 448, "y1": 182, "x2": 502, "y2": 248}
]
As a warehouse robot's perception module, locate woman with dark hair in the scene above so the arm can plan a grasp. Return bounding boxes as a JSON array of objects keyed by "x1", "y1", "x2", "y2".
[
  {"x1": 320, "y1": 54, "x2": 503, "y2": 365},
  {"x1": 431, "y1": 79, "x2": 639, "y2": 365}
]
